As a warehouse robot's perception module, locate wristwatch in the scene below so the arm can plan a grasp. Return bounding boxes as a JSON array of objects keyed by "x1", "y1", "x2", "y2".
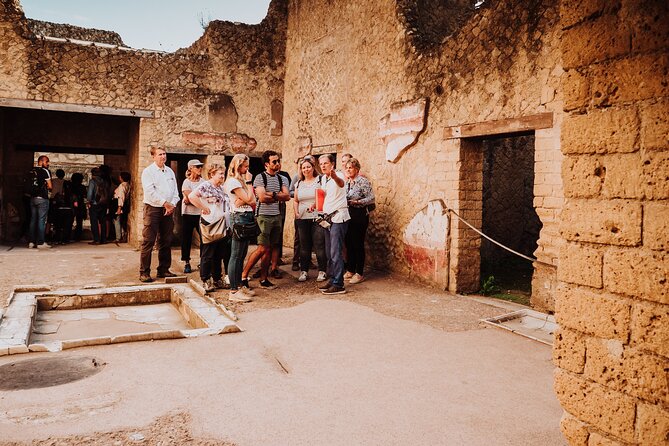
[{"x1": 272, "y1": 191, "x2": 277, "y2": 201}]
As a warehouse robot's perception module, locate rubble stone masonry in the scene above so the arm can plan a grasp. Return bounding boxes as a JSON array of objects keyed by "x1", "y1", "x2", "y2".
[{"x1": 555, "y1": 0, "x2": 669, "y2": 444}]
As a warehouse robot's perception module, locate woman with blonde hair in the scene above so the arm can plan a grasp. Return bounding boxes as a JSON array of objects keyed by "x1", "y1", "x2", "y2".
[
  {"x1": 188, "y1": 163, "x2": 233, "y2": 294},
  {"x1": 224, "y1": 154, "x2": 257, "y2": 302},
  {"x1": 293, "y1": 156, "x2": 327, "y2": 282},
  {"x1": 181, "y1": 159, "x2": 205, "y2": 273}
]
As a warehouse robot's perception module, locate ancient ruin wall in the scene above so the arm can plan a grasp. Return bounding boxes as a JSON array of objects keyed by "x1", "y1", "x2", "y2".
[
  {"x1": 282, "y1": 0, "x2": 563, "y2": 306},
  {"x1": 27, "y1": 19, "x2": 125, "y2": 46},
  {"x1": 0, "y1": 0, "x2": 287, "y2": 244},
  {"x1": 554, "y1": 0, "x2": 669, "y2": 444}
]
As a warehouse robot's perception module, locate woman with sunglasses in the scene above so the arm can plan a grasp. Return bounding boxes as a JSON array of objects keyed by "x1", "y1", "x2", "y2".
[{"x1": 181, "y1": 159, "x2": 206, "y2": 274}]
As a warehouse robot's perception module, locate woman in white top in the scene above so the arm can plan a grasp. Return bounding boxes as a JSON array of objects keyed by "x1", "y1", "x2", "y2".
[
  {"x1": 181, "y1": 159, "x2": 206, "y2": 273},
  {"x1": 188, "y1": 164, "x2": 235, "y2": 295},
  {"x1": 224, "y1": 154, "x2": 257, "y2": 301},
  {"x1": 293, "y1": 156, "x2": 327, "y2": 282}
]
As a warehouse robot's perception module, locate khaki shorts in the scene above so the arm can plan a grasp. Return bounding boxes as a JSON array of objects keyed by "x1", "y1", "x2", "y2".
[{"x1": 256, "y1": 214, "x2": 282, "y2": 246}]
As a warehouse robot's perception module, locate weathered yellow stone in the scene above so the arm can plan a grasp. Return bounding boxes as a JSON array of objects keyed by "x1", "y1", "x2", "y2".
[
  {"x1": 604, "y1": 249, "x2": 669, "y2": 304},
  {"x1": 557, "y1": 243, "x2": 603, "y2": 288}
]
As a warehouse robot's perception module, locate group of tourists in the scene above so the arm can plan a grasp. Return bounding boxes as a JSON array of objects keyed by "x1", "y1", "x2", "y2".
[
  {"x1": 139, "y1": 146, "x2": 375, "y2": 304},
  {"x1": 25, "y1": 155, "x2": 131, "y2": 248}
]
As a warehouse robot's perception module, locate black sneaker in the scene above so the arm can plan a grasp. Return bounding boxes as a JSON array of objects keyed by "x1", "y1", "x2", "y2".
[
  {"x1": 259, "y1": 279, "x2": 277, "y2": 290},
  {"x1": 252, "y1": 269, "x2": 262, "y2": 279},
  {"x1": 203, "y1": 278, "x2": 216, "y2": 293},
  {"x1": 291, "y1": 263, "x2": 300, "y2": 271},
  {"x1": 139, "y1": 274, "x2": 154, "y2": 283},
  {"x1": 270, "y1": 269, "x2": 283, "y2": 279},
  {"x1": 321, "y1": 285, "x2": 346, "y2": 295},
  {"x1": 318, "y1": 280, "x2": 332, "y2": 290},
  {"x1": 184, "y1": 262, "x2": 192, "y2": 274},
  {"x1": 241, "y1": 279, "x2": 252, "y2": 290}
]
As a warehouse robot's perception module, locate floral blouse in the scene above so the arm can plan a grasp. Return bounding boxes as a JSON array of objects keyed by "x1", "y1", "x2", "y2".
[{"x1": 346, "y1": 176, "x2": 375, "y2": 208}]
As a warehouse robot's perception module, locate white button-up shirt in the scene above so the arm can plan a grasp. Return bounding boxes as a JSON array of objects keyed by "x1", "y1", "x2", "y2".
[{"x1": 141, "y1": 162, "x2": 180, "y2": 208}]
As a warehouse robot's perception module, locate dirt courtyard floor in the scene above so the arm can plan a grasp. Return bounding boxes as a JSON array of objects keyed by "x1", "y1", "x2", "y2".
[{"x1": 0, "y1": 242, "x2": 565, "y2": 445}]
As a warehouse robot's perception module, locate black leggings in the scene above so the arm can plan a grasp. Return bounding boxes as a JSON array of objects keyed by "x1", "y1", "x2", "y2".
[
  {"x1": 295, "y1": 219, "x2": 327, "y2": 272},
  {"x1": 345, "y1": 208, "x2": 369, "y2": 275},
  {"x1": 200, "y1": 236, "x2": 232, "y2": 281},
  {"x1": 181, "y1": 214, "x2": 201, "y2": 262}
]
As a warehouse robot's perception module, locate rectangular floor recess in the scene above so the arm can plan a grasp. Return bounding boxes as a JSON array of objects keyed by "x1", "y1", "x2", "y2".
[
  {"x1": 481, "y1": 309, "x2": 556, "y2": 346},
  {"x1": 0, "y1": 284, "x2": 240, "y2": 355}
]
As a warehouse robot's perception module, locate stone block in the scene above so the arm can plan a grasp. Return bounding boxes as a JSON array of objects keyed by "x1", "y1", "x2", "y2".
[
  {"x1": 627, "y1": 0, "x2": 669, "y2": 53},
  {"x1": 555, "y1": 284, "x2": 630, "y2": 340},
  {"x1": 587, "y1": 432, "x2": 625, "y2": 446},
  {"x1": 61, "y1": 336, "x2": 111, "y2": 350},
  {"x1": 630, "y1": 301, "x2": 669, "y2": 357},
  {"x1": 562, "y1": 14, "x2": 631, "y2": 69},
  {"x1": 591, "y1": 54, "x2": 669, "y2": 106},
  {"x1": 644, "y1": 202, "x2": 669, "y2": 251},
  {"x1": 557, "y1": 243, "x2": 603, "y2": 288},
  {"x1": 8, "y1": 344, "x2": 28, "y2": 355},
  {"x1": 554, "y1": 369, "x2": 636, "y2": 443},
  {"x1": 562, "y1": 107, "x2": 639, "y2": 154},
  {"x1": 560, "y1": 0, "x2": 616, "y2": 29},
  {"x1": 560, "y1": 411, "x2": 589, "y2": 446},
  {"x1": 553, "y1": 327, "x2": 586, "y2": 373},
  {"x1": 640, "y1": 100, "x2": 669, "y2": 151},
  {"x1": 636, "y1": 402, "x2": 669, "y2": 445},
  {"x1": 560, "y1": 199, "x2": 642, "y2": 246},
  {"x1": 584, "y1": 339, "x2": 668, "y2": 405},
  {"x1": 640, "y1": 150, "x2": 669, "y2": 200},
  {"x1": 604, "y1": 249, "x2": 668, "y2": 304},
  {"x1": 562, "y1": 155, "x2": 604, "y2": 198},
  {"x1": 165, "y1": 276, "x2": 187, "y2": 284}
]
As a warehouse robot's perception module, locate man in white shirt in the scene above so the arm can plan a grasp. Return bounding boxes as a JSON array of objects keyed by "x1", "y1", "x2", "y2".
[
  {"x1": 139, "y1": 147, "x2": 180, "y2": 282},
  {"x1": 317, "y1": 154, "x2": 351, "y2": 295}
]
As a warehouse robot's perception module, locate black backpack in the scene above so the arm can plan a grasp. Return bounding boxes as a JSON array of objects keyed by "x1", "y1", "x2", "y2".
[
  {"x1": 24, "y1": 168, "x2": 45, "y2": 198},
  {"x1": 93, "y1": 177, "x2": 111, "y2": 205}
]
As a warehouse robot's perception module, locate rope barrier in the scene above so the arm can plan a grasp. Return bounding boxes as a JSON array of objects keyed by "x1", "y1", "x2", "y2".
[{"x1": 447, "y1": 208, "x2": 556, "y2": 268}]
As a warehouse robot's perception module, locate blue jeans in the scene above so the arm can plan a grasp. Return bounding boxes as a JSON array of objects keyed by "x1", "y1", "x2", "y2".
[
  {"x1": 229, "y1": 212, "x2": 254, "y2": 290},
  {"x1": 29, "y1": 197, "x2": 49, "y2": 244},
  {"x1": 324, "y1": 220, "x2": 349, "y2": 287}
]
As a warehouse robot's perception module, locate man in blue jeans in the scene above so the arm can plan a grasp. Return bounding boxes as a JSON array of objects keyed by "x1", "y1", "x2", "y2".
[
  {"x1": 28, "y1": 155, "x2": 52, "y2": 249},
  {"x1": 318, "y1": 154, "x2": 351, "y2": 295}
]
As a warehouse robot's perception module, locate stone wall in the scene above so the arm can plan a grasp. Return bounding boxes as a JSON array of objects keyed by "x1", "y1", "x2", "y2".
[
  {"x1": 27, "y1": 19, "x2": 125, "y2": 46},
  {"x1": 554, "y1": 0, "x2": 669, "y2": 444},
  {"x1": 0, "y1": 0, "x2": 288, "y2": 245},
  {"x1": 282, "y1": 0, "x2": 563, "y2": 304}
]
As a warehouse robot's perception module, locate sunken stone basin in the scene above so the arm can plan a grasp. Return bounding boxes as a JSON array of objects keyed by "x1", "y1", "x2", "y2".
[{"x1": 0, "y1": 284, "x2": 240, "y2": 355}]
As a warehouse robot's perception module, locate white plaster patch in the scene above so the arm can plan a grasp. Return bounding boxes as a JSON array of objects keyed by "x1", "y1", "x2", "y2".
[
  {"x1": 379, "y1": 97, "x2": 427, "y2": 163},
  {"x1": 403, "y1": 200, "x2": 449, "y2": 249}
]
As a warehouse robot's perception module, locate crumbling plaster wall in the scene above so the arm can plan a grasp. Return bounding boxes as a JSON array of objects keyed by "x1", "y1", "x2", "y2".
[
  {"x1": 554, "y1": 0, "x2": 669, "y2": 444},
  {"x1": 0, "y1": 0, "x2": 287, "y2": 244},
  {"x1": 282, "y1": 0, "x2": 563, "y2": 304}
]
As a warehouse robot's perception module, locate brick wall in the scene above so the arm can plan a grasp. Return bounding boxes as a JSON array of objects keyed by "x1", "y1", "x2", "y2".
[{"x1": 555, "y1": 0, "x2": 669, "y2": 444}]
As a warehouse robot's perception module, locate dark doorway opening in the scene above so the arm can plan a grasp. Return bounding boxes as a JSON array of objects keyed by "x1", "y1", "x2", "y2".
[
  {"x1": 480, "y1": 134, "x2": 541, "y2": 304},
  {"x1": 166, "y1": 153, "x2": 207, "y2": 247},
  {"x1": 0, "y1": 107, "x2": 137, "y2": 244}
]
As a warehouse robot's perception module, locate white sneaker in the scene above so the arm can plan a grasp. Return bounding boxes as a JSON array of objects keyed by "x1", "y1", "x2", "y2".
[
  {"x1": 37, "y1": 243, "x2": 52, "y2": 249},
  {"x1": 343, "y1": 271, "x2": 354, "y2": 280},
  {"x1": 316, "y1": 271, "x2": 327, "y2": 282},
  {"x1": 229, "y1": 290, "x2": 253, "y2": 303},
  {"x1": 241, "y1": 285, "x2": 256, "y2": 297},
  {"x1": 349, "y1": 273, "x2": 365, "y2": 284},
  {"x1": 298, "y1": 271, "x2": 308, "y2": 282},
  {"x1": 28, "y1": 242, "x2": 35, "y2": 249},
  {"x1": 224, "y1": 275, "x2": 230, "y2": 286}
]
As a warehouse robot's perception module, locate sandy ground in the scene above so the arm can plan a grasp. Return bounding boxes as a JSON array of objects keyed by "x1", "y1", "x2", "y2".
[{"x1": 0, "y1": 242, "x2": 565, "y2": 445}]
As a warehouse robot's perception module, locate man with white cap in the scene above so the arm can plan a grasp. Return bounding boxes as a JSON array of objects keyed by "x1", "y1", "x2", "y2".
[
  {"x1": 181, "y1": 159, "x2": 205, "y2": 273},
  {"x1": 139, "y1": 146, "x2": 180, "y2": 283}
]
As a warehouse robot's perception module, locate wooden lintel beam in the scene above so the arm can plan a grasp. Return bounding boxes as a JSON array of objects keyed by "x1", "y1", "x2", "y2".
[
  {"x1": 443, "y1": 112, "x2": 554, "y2": 139},
  {"x1": 0, "y1": 97, "x2": 154, "y2": 118}
]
